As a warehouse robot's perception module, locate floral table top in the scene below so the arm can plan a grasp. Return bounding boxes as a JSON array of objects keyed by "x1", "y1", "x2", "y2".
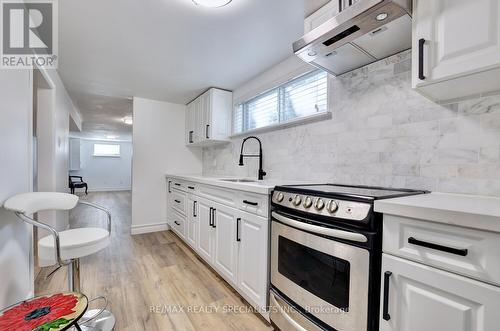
[{"x1": 0, "y1": 292, "x2": 88, "y2": 331}]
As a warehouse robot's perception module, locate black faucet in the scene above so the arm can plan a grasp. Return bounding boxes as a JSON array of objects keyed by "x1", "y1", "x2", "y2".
[{"x1": 239, "y1": 136, "x2": 266, "y2": 180}]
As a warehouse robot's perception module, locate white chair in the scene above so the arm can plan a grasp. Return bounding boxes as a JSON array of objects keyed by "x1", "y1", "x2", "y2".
[{"x1": 3, "y1": 192, "x2": 116, "y2": 331}]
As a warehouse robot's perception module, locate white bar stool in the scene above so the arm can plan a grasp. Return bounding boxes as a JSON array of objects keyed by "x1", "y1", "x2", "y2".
[{"x1": 3, "y1": 192, "x2": 116, "y2": 331}]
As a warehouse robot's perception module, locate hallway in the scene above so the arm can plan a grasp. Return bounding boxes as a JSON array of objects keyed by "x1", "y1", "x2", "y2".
[{"x1": 35, "y1": 192, "x2": 271, "y2": 331}]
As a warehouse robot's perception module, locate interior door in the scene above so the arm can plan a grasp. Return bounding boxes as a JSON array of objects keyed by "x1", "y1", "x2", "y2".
[
  {"x1": 380, "y1": 254, "x2": 500, "y2": 331},
  {"x1": 413, "y1": 0, "x2": 500, "y2": 86},
  {"x1": 212, "y1": 202, "x2": 239, "y2": 286},
  {"x1": 197, "y1": 198, "x2": 214, "y2": 264},
  {"x1": 237, "y1": 211, "x2": 268, "y2": 310},
  {"x1": 186, "y1": 196, "x2": 198, "y2": 250}
]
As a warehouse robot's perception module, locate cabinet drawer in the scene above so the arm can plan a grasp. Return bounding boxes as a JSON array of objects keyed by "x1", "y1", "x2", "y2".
[
  {"x1": 197, "y1": 184, "x2": 238, "y2": 208},
  {"x1": 171, "y1": 190, "x2": 187, "y2": 215},
  {"x1": 383, "y1": 215, "x2": 500, "y2": 286},
  {"x1": 171, "y1": 210, "x2": 185, "y2": 238},
  {"x1": 238, "y1": 192, "x2": 269, "y2": 217}
]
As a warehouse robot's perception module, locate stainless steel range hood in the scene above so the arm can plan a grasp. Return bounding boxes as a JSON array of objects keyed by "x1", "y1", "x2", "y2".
[{"x1": 293, "y1": 0, "x2": 412, "y2": 76}]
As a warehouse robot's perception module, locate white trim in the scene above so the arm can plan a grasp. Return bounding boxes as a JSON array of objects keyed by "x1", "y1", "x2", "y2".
[
  {"x1": 230, "y1": 111, "x2": 332, "y2": 138},
  {"x1": 131, "y1": 222, "x2": 170, "y2": 235}
]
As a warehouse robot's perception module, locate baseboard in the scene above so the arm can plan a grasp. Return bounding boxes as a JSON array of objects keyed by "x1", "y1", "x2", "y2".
[
  {"x1": 87, "y1": 187, "x2": 131, "y2": 192},
  {"x1": 130, "y1": 222, "x2": 170, "y2": 235}
]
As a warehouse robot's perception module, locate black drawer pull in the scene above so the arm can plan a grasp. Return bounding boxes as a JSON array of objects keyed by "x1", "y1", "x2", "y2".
[
  {"x1": 243, "y1": 200, "x2": 258, "y2": 206},
  {"x1": 408, "y1": 237, "x2": 468, "y2": 256},
  {"x1": 188, "y1": 186, "x2": 195, "y2": 190},
  {"x1": 236, "y1": 218, "x2": 241, "y2": 242},
  {"x1": 206, "y1": 124, "x2": 210, "y2": 139},
  {"x1": 383, "y1": 271, "x2": 392, "y2": 321},
  {"x1": 168, "y1": 181, "x2": 172, "y2": 193},
  {"x1": 174, "y1": 183, "x2": 181, "y2": 186},
  {"x1": 418, "y1": 38, "x2": 426, "y2": 80},
  {"x1": 174, "y1": 199, "x2": 181, "y2": 203},
  {"x1": 174, "y1": 221, "x2": 180, "y2": 226}
]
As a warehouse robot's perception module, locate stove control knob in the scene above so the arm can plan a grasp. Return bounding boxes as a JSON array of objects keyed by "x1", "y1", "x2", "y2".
[
  {"x1": 315, "y1": 198, "x2": 325, "y2": 211},
  {"x1": 276, "y1": 192, "x2": 284, "y2": 202},
  {"x1": 303, "y1": 196, "x2": 313, "y2": 208},
  {"x1": 326, "y1": 200, "x2": 339, "y2": 213},
  {"x1": 292, "y1": 195, "x2": 302, "y2": 206}
]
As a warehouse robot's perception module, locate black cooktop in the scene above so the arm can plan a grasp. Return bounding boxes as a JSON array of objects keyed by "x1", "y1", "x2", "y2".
[{"x1": 275, "y1": 183, "x2": 428, "y2": 200}]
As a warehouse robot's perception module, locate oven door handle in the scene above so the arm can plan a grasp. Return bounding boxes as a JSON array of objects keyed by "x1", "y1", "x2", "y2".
[{"x1": 272, "y1": 212, "x2": 368, "y2": 243}]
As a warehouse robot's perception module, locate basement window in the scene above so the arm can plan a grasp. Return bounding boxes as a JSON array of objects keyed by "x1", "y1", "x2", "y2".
[
  {"x1": 93, "y1": 144, "x2": 120, "y2": 157},
  {"x1": 233, "y1": 69, "x2": 329, "y2": 135}
]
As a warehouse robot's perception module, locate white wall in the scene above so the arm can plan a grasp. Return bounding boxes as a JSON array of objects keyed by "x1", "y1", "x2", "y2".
[
  {"x1": 131, "y1": 97, "x2": 202, "y2": 234},
  {"x1": 0, "y1": 70, "x2": 34, "y2": 309},
  {"x1": 71, "y1": 139, "x2": 132, "y2": 192},
  {"x1": 36, "y1": 69, "x2": 82, "y2": 230}
]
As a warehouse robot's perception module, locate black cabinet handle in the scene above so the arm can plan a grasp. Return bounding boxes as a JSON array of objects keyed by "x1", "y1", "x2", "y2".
[
  {"x1": 168, "y1": 181, "x2": 171, "y2": 193},
  {"x1": 206, "y1": 124, "x2": 210, "y2": 139},
  {"x1": 236, "y1": 218, "x2": 241, "y2": 242},
  {"x1": 188, "y1": 186, "x2": 195, "y2": 190},
  {"x1": 408, "y1": 237, "x2": 468, "y2": 256},
  {"x1": 189, "y1": 131, "x2": 193, "y2": 144},
  {"x1": 209, "y1": 207, "x2": 213, "y2": 227},
  {"x1": 383, "y1": 271, "x2": 392, "y2": 321},
  {"x1": 174, "y1": 183, "x2": 181, "y2": 186},
  {"x1": 243, "y1": 200, "x2": 258, "y2": 206},
  {"x1": 193, "y1": 201, "x2": 197, "y2": 217},
  {"x1": 418, "y1": 38, "x2": 426, "y2": 80},
  {"x1": 174, "y1": 221, "x2": 180, "y2": 226},
  {"x1": 212, "y1": 208, "x2": 217, "y2": 228},
  {"x1": 174, "y1": 199, "x2": 181, "y2": 204}
]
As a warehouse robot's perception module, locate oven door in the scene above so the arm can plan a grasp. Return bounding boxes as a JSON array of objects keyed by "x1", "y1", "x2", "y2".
[{"x1": 271, "y1": 211, "x2": 370, "y2": 331}]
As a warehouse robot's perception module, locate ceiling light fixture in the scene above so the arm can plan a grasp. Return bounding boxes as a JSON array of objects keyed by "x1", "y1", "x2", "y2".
[
  {"x1": 192, "y1": 0, "x2": 232, "y2": 8},
  {"x1": 376, "y1": 12, "x2": 388, "y2": 21},
  {"x1": 122, "y1": 116, "x2": 133, "y2": 125}
]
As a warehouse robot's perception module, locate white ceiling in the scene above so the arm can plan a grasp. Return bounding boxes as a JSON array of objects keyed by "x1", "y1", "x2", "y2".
[{"x1": 60, "y1": 0, "x2": 330, "y2": 137}]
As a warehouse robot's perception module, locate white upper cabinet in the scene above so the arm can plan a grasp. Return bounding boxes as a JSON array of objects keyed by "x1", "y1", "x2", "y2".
[
  {"x1": 303, "y1": 1, "x2": 340, "y2": 34},
  {"x1": 412, "y1": 0, "x2": 500, "y2": 101},
  {"x1": 186, "y1": 88, "x2": 232, "y2": 147}
]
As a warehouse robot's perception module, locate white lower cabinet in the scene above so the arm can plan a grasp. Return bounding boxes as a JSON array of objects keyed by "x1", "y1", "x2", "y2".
[
  {"x1": 213, "y1": 202, "x2": 239, "y2": 286},
  {"x1": 186, "y1": 195, "x2": 198, "y2": 249},
  {"x1": 380, "y1": 254, "x2": 500, "y2": 331},
  {"x1": 237, "y1": 212, "x2": 268, "y2": 310},
  {"x1": 197, "y1": 198, "x2": 214, "y2": 263}
]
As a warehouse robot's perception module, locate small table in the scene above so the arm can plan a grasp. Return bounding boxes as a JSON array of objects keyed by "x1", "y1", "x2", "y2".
[{"x1": 0, "y1": 292, "x2": 88, "y2": 331}]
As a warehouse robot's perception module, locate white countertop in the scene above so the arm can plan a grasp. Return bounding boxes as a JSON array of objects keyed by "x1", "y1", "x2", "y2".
[
  {"x1": 165, "y1": 174, "x2": 305, "y2": 195},
  {"x1": 375, "y1": 192, "x2": 500, "y2": 233}
]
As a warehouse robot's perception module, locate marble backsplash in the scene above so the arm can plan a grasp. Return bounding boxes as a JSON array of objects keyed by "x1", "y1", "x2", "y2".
[{"x1": 202, "y1": 50, "x2": 500, "y2": 196}]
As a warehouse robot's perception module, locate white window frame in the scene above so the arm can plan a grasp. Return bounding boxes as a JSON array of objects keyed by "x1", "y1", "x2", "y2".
[
  {"x1": 232, "y1": 69, "x2": 331, "y2": 137},
  {"x1": 93, "y1": 143, "x2": 121, "y2": 157}
]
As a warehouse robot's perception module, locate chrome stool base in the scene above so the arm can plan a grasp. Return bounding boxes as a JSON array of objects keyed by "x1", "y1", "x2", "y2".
[{"x1": 80, "y1": 309, "x2": 116, "y2": 331}]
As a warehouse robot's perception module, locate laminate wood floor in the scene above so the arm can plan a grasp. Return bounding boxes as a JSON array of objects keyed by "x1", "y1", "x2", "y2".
[{"x1": 35, "y1": 191, "x2": 272, "y2": 331}]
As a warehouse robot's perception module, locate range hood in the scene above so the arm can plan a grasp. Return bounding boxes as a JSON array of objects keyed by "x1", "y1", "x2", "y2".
[{"x1": 293, "y1": 0, "x2": 412, "y2": 76}]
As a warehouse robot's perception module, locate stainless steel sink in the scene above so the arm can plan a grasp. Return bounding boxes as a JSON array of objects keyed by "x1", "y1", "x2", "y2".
[{"x1": 220, "y1": 179, "x2": 257, "y2": 183}]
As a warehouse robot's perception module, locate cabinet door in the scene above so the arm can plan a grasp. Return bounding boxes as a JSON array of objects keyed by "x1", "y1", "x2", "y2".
[
  {"x1": 197, "y1": 198, "x2": 214, "y2": 264},
  {"x1": 186, "y1": 196, "x2": 199, "y2": 250},
  {"x1": 212, "y1": 203, "x2": 239, "y2": 286},
  {"x1": 413, "y1": 0, "x2": 500, "y2": 87},
  {"x1": 380, "y1": 254, "x2": 500, "y2": 331},
  {"x1": 237, "y1": 211, "x2": 269, "y2": 310},
  {"x1": 200, "y1": 91, "x2": 211, "y2": 141},
  {"x1": 185, "y1": 102, "x2": 195, "y2": 145}
]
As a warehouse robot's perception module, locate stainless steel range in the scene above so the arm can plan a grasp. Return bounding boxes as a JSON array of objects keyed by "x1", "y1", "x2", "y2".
[{"x1": 269, "y1": 184, "x2": 427, "y2": 331}]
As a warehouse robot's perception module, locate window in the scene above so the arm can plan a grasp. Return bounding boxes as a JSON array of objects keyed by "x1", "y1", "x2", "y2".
[
  {"x1": 93, "y1": 144, "x2": 120, "y2": 157},
  {"x1": 234, "y1": 70, "x2": 328, "y2": 134}
]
